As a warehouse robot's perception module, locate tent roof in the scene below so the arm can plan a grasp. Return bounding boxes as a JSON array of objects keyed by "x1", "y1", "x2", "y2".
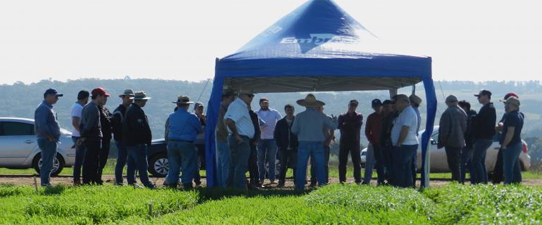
[{"x1": 217, "y1": 0, "x2": 431, "y2": 93}]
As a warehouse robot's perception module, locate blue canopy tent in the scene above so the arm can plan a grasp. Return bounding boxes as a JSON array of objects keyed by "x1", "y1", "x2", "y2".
[{"x1": 205, "y1": 0, "x2": 437, "y2": 188}]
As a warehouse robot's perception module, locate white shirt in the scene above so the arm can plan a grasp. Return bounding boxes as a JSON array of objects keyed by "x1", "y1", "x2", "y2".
[
  {"x1": 224, "y1": 98, "x2": 255, "y2": 138},
  {"x1": 391, "y1": 106, "x2": 419, "y2": 146},
  {"x1": 70, "y1": 102, "x2": 84, "y2": 137},
  {"x1": 255, "y1": 108, "x2": 282, "y2": 139}
]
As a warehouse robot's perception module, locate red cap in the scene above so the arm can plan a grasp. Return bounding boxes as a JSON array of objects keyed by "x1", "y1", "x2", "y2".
[
  {"x1": 91, "y1": 87, "x2": 111, "y2": 97},
  {"x1": 504, "y1": 92, "x2": 519, "y2": 100}
]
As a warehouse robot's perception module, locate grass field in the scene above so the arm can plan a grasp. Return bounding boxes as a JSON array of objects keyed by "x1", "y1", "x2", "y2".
[{"x1": 1, "y1": 183, "x2": 542, "y2": 224}]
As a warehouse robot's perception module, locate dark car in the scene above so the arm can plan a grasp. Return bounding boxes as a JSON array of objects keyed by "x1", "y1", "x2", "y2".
[{"x1": 147, "y1": 137, "x2": 206, "y2": 177}]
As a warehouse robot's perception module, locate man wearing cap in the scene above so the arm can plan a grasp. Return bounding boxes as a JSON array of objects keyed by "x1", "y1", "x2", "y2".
[
  {"x1": 34, "y1": 88, "x2": 63, "y2": 187},
  {"x1": 438, "y1": 95, "x2": 467, "y2": 182},
  {"x1": 164, "y1": 96, "x2": 202, "y2": 189},
  {"x1": 337, "y1": 99, "x2": 363, "y2": 184},
  {"x1": 79, "y1": 87, "x2": 109, "y2": 185},
  {"x1": 255, "y1": 97, "x2": 282, "y2": 185},
  {"x1": 364, "y1": 99, "x2": 385, "y2": 185},
  {"x1": 70, "y1": 90, "x2": 89, "y2": 186},
  {"x1": 292, "y1": 94, "x2": 338, "y2": 190},
  {"x1": 493, "y1": 92, "x2": 520, "y2": 184},
  {"x1": 390, "y1": 95, "x2": 419, "y2": 188},
  {"x1": 499, "y1": 96, "x2": 524, "y2": 184},
  {"x1": 471, "y1": 89, "x2": 496, "y2": 184},
  {"x1": 215, "y1": 90, "x2": 236, "y2": 187},
  {"x1": 123, "y1": 91, "x2": 155, "y2": 189},
  {"x1": 224, "y1": 90, "x2": 256, "y2": 189},
  {"x1": 112, "y1": 89, "x2": 136, "y2": 185}
]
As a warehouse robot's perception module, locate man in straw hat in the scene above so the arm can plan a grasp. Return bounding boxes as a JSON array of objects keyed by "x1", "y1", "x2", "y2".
[
  {"x1": 438, "y1": 95, "x2": 467, "y2": 183},
  {"x1": 499, "y1": 96, "x2": 524, "y2": 184},
  {"x1": 291, "y1": 94, "x2": 338, "y2": 190},
  {"x1": 409, "y1": 94, "x2": 422, "y2": 186},
  {"x1": 112, "y1": 89, "x2": 135, "y2": 185},
  {"x1": 224, "y1": 90, "x2": 256, "y2": 189},
  {"x1": 164, "y1": 95, "x2": 202, "y2": 189},
  {"x1": 122, "y1": 91, "x2": 155, "y2": 189}
]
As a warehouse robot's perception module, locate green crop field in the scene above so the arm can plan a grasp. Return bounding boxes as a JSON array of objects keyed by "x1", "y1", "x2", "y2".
[{"x1": 1, "y1": 183, "x2": 542, "y2": 224}]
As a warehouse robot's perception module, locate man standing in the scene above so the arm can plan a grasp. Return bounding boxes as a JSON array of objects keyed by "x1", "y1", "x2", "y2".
[
  {"x1": 224, "y1": 91, "x2": 255, "y2": 189},
  {"x1": 499, "y1": 97, "x2": 524, "y2": 184},
  {"x1": 215, "y1": 90, "x2": 236, "y2": 187},
  {"x1": 34, "y1": 88, "x2": 63, "y2": 187},
  {"x1": 193, "y1": 102, "x2": 206, "y2": 187},
  {"x1": 79, "y1": 87, "x2": 109, "y2": 185},
  {"x1": 310, "y1": 106, "x2": 334, "y2": 186},
  {"x1": 390, "y1": 95, "x2": 419, "y2": 188},
  {"x1": 248, "y1": 106, "x2": 262, "y2": 188},
  {"x1": 338, "y1": 100, "x2": 363, "y2": 184},
  {"x1": 493, "y1": 92, "x2": 520, "y2": 184},
  {"x1": 123, "y1": 91, "x2": 155, "y2": 189},
  {"x1": 274, "y1": 104, "x2": 298, "y2": 187},
  {"x1": 409, "y1": 94, "x2": 422, "y2": 186},
  {"x1": 255, "y1": 97, "x2": 282, "y2": 185},
  {"x1": 71, "y1": 90, "x2": 89, "y2": 186},
  {"x1": 472, "y1": 90, "x2": 496, "y2": 184},
  {"x1": 164, "y1": 96, "x2": 202, "y2": 189},
  {"x1": 438, "y1": 95, "x2": 467, "y2": 183},
  {"x1": 97, "y1": 104, "x2": 112, "y2": 184},
  {"x1": 458, "y1": 100, "x2": 477, "y2": 184},
  {"x1": 364, "y1": 99, "x2": 384, "y2": 185},
  {"x1": 379, "y1": 100, "x2": 397, "y2": 181},
  {"x1": 292, "y1": 94, "x2": 338, "y2": 191},
  {"x1": 112, "y1": 89, "x2": 136, "y2": 185}
]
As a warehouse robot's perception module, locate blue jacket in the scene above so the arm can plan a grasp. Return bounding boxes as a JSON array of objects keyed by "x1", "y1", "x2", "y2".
[
  {"x1": 167, "y1": 108, "x2": 202, "y2": 141},
  {"x1": 34, "y1": 100, "x2": 61, "y2": 141}
]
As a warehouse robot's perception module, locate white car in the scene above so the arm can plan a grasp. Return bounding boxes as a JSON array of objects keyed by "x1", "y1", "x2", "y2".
[
  {"x1": 0, "y1": 117, "x2": 76, "y2": 175},
  {"x1": 361, "y1": 126, "x2": 531, "y2": 173}
]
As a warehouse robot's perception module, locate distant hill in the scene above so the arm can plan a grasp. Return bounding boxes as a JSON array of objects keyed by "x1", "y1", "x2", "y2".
[{"x1": 1, "y1": 79, "x2": 541, "y2": 142}]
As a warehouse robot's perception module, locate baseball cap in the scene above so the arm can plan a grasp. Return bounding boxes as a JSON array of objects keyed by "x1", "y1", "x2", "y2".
[
  {"x1": 91, "y1": 87, "x2": 111, "y2": 97},
  {"x1": 371, "y1": 99, "x2": 382, "y2": 107},
  {"x1": 382, "y1": 100, "x2": 393, "y2": 105},
  {"x1": 474, "y1": 89, "x2": 492, "y2": 97},
  {"x1": 501, "y1": 96, "x2": 520, "y2": 107},
  {"x1": 43, "y1": 88, "x2": 63, "y2": 98}
]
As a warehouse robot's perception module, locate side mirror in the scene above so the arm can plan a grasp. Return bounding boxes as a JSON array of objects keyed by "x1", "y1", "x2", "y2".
[{"x1": 430, "y1": 139, "x2": 437, "y2": 145}]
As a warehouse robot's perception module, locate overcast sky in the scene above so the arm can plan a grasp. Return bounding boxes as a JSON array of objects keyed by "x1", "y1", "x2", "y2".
[{"x1": 0, "y1": 0, "x2": 540, "y2": 85}]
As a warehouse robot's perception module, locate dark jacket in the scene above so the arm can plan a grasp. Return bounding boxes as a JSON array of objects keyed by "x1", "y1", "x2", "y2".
[
  {"x1": 111, "y1": 104, "x2": 128, "y2": 142},
  {"x1": 249, "y1": 110, "x2": 261, "y2": 147},
  {"x1": 274, "y1": 117, "x2": 299, "y2": 151},
  {"x1": 80, "y1": 101, "x2": 102, "y2": 142},
  {"x1": 379, "y1": 111, "x2": 398, "y2": 148},
  {"x1": 99, "y1": 106, "x2": 113, "y2": 142},
  {"x1": 438, "y1": 106, "x2": 467, "y2": 148},
  {"x1": 123, "y1": 103, "x2": 152, "y2": 146},
  {"x1": 473, "y1": 102, "x2": 496, "y2": 140},
  {"x1": 464, "y1": 110, "x2": 477, "y2": 149},
  {"x1": 338, "y1": 112, "x2": 363, "y2": 143}
]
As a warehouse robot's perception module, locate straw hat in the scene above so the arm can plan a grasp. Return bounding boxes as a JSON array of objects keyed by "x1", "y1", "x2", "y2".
[
  {"x1": 133, "y1": 91, "x2": 151, "y2": 101},
  {"x1": 296, "y1": 94, "x2": 325, "y2": 107},
  {"x1": 173, "y1": 95, "x2": 194, "y2": 105},
  {"x1": 119, "y1": 89, "x2": 135, "y2": 98}
]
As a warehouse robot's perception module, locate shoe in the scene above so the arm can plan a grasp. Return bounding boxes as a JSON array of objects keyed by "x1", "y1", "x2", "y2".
[
  {"x1": 277, "y1": 182, "x2": 285, "y2": 188},
  {"x1": 309, "y1": 182, "x2": 316, "y2": 187},
  {"x1": 270, "y1": 180, "x2": 276, "y2": 184},
  {"x1": 131, "y1": 184, "x2": 144, "y2": 189},
  {"x1": 163, "y1": 182, "x2": 178, "y2": 189},
  {"x1": 145, "y1": 184, "x2": 156, "y2": 190},
  {"x1": 182, "y1": 183, "x2": 193, "y2": 190}
]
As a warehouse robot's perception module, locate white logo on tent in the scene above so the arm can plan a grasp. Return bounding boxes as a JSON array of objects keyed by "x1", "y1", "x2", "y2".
[{"x1": 280, "y1": 34, "x2": 357, "y2": 45}]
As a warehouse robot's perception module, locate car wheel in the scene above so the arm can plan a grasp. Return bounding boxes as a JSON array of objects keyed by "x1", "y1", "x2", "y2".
[
  {"x1": 149, "y1": 153, "x2": 168, "y2": 177},
  {"x1": 33, "y1": 154, "x2": 65, "y2": 177}
]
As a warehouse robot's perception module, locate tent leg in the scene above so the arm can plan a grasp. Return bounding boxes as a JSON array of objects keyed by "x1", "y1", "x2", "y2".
[{"x1": 389, "y1": 89, "x2": 398, "y2": 98}]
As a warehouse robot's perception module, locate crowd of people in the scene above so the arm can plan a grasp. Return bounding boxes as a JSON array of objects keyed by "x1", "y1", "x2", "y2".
[{"x1": 33, "y1": 87, "x2": 524, "y2": 189}]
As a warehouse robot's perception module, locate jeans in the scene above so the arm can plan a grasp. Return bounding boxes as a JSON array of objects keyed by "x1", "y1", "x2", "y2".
[
  {"x1": 194, "y1": 144, "x2": 205, "y2": 185},
  {"x1": 460, "y1": 147, "x2": 474, "y2": 184},
  {"x1": 295, "y1": 142, "x2": 325, "y2": 190},
  {"x1": 37, "y1": 138, "x2": 57, "y2": 186},
  {"x1": 472, "y1": 139, "x2": 493, "y2": 184},
  {"x1": 215, "y1": 140, "x2": 230, "y2": 187},
  {"x1": 390, "y1": 145, "x2": 418, "y2": 188},
  {"x1": 83, "y1": 140, "x2": 101, "y2": 184},
  {"x1": 363, "y1": 144, "x2": 375, "y2": 184},
  {"x1": 503, "y1": 142, "x2": 522, "y2": 184},
  {"x1": 228, "y1": 135, "x2": 251, "y2": 189},
  {"x1": 492, "y1": 148, "x2": 504, "y2": 184},
  {"x1": 339, "y1": 141, "x2": 362, "y2": 183},
  {"x1": 114, "y1": 141, "x2": 136, "y2": 185},
  {"x1": 279, "y1": 149, "x2": 297, "y2": 184},
  {"x1": 248, "y1": 144, "x2": 259, "y2": 185},
  {"x1": 166, "y1": 141, "x2": 198, "y2": 185},
  {"x1": 72, "y1": 137, "x2": 87, "y2": 182},
  {"x1": 445, "y1": 146, "x2": 462, "y2": 182},
  {"x1": 382, "y1": 142, "x2": 393, "y2": 181},
  {"x1": 311, "y1": 145, "x2": 330, "y2": 184},
  {"x1": 372, "y1": 144, "x2": 386, "y2": 184},
  {"x1": 411, "y1": 151, "x2": 417, "y2": 187},
  {"x1": 126, "y1": 144, "x2": 154, "y2": 188},
  {"x1": 257, "y1": 139, "x2": 277, "y2": 182}
]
